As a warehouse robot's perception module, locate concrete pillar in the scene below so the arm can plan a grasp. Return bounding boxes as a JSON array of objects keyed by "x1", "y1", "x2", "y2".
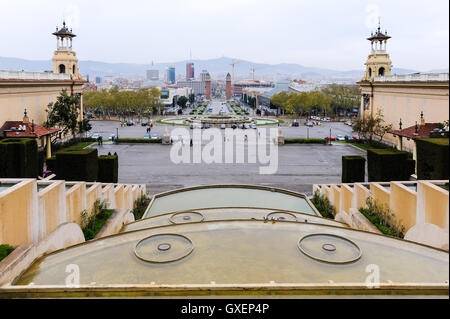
[{"x1": 46, "y1": 135, "x2": 52, "y2": 159}]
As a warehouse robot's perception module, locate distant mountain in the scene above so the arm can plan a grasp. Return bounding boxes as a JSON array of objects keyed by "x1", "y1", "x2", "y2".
[{"x1": 0, "y1": 56, "x2": 445, "y2": 81}]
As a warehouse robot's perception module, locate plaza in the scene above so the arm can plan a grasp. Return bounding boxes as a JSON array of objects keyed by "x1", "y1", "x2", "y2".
[{"x1": 88, "y1": 117, "x2": 362, "y2": 195}]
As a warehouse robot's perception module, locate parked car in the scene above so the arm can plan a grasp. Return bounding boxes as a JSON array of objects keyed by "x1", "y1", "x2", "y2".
[
  {"x1": 144, "y1": 134, "x2": 151, "y2": 139},
  {"x1": 141, "y1": 122, "x2": 148, "y2": 126},
  {"x1": 305, "y1": 121, "x2": 314, "y2": 127},
  {"x1": 336, "y1": 135, "x2": 346, "y2": 141},
  {"x1": 292, "y1": 120, "x2": 299, "y2": 127},
  {"x1": 91, "y1": 133, "x2": 101, "y2": 139},
  {"x1": 126, "y1": 121, "x2": 134, "y2": 126},
  {"x1": 150, "y1": 134, "x2": 160, "y2": 140},
  {"x1": 251, "y1": 124, "x2": 257, "y2": 129},
  {"x1": 231, "y1": 124, "x2": 237, "y2": 129},
  {"x1": 204, "y1": 124, "x2": 210, "y2": 129},
  {"x1": 108, "y1": 134, "x2": 116, "y2": 140},
  {"x1": 352, "y1": 135, "x2": 359, "y2": 140},
  {"x1": 344, "y1": 135, "x2": 353, "y2": 141},
  {"x1": 244, "y1": 124, "x2": 250, "y2": 129},
  {"x1": 220, "y1": 124, "x2": 226, "y2": 129},
  {"x1": 324, "y1": 136, "x2": 336, "y2": 141}
]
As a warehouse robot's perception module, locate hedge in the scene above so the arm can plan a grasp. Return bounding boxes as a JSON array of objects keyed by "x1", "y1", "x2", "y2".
[
  {"x1": 367, "y1": 149, "x2": 415, "y2": 182},
  {"x1": 342, "y1": 156, "x2": 365, "y2": 183},
  {"x1": 37, "y1": 149, "x2": 46, "y2": 177},
  {"x1": 116, "y1": 138, "x2": 162, "y2": 144},
  {"x1": 416, "y1": 138, "x2": 449, "y2": 180},
  {"x1": 56, "y1": 148, "x2": 98, "y2": 182},
  {"x1": 284, "y1": 138, "x2": 327, "y2": 144},
  {"x1": 46, "y1": 156, "x2": 57, "y2": 175},
  {"x1": 52, "y1": 137, "x2": 96, "y2": 154},
  {"x1": 0, "y1": 138, "x2": 38, "y2": 178},
  {"x1": 98, "y1": 155, "x2": 118, "y2": 183}
]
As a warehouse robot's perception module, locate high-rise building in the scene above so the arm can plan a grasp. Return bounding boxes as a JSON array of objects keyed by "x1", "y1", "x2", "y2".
[
  {"x1": 166, "y1": 67, "x2": 175, "y2": 84},
  {"x1": 95, "y1": 77, "x2": 102, "y2": 84},
  {"x1": 146, "y1": 69, "x2": 159, "y2": 80},
  {"x1": 200, "y1": 70, "x2": 208, "y2": 82},
  {"x1": 186, "y1": 63, "x2": 194, "y2": 80}
]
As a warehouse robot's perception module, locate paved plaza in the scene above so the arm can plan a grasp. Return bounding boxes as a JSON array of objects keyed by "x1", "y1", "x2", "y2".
[{"x1": 88, "y1": 101, "x2": 361, "y2": 195}]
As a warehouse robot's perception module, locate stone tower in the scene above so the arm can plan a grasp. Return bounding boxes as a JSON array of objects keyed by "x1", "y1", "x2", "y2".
[
  {"x1": 52, "y1": 21, "x2": 82, "y2": 80},
  {"x1": 226, "y1": 73, "x2": 231, "y2": 100},
  {"x1": 362, "y1": 22, "x2": 392, "y2": 81},
  {"x1": 205, "y1": 72, "x2": 211, "y2": 100}
]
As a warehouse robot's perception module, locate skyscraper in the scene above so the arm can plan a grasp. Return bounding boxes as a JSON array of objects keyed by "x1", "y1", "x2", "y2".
[
  {"x1": 186, "y1": 63, "x2": 194, "y2": 80},
  {"x1": 166, "y1": 67, "x2": 176, "y2": 84}
]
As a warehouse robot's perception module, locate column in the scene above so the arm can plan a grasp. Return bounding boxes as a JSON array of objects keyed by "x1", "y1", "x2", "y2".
[{"x1": 46, "y1": 135, "x2": 52, "y2": 159}]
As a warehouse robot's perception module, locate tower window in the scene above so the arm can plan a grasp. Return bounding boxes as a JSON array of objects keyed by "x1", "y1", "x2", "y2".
[
  {"x1": 379, "y1": 67, "x2": 385, "y2": 76},
  {"x1": 73, "y1": 65, "x2": 75, "y2": 74},
  {"x1": 368, "y1": 68, "x2": 372, "y2": 77},
  {"x1": 59, "y1": 64, "x2": 66, "y2": 74}
]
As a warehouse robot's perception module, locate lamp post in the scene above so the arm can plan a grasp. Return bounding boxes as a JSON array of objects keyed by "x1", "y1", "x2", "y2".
[{"x1": 329, "y1": 128, "x2": 332, "y2": 146}]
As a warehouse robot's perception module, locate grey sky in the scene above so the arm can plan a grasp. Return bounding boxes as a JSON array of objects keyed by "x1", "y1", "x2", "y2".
[{"x1": 0, "y1": 0, "x2": 448, "y2": 71}]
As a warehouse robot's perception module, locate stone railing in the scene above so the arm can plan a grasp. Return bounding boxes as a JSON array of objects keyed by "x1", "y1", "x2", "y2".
[
  {"x1": 0, "y1": 70, "x2": 71, "y2": 81},
  {"x1": 375, "y1": 73, "x2": 449, "y2": 83}
]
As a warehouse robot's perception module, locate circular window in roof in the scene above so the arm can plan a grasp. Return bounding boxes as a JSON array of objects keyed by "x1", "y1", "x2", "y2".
[
  {"x1": 134, "y1": 234, "x2": 194, "y2": 263},
  {"x1": 169, "y1": 212, "x2": 204, "y2": 224},
  {"x1": 298, "y1": 234, "x2": 362, "y2": 264},
  {"x1": 267, "y1": 212, "x2": 297, "y2": 222}
]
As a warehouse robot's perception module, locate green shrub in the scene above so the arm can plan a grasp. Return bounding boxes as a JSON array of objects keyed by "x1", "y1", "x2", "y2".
[
  {"x1": 0, "y1": 138, "x2": 38, "y2": 178},
  {"x1": 310, "y1": 191, "x2": 335, "y2": 219},
  {"x1": 81, "y1": 200, "x2": 114, "y2": 240},
  {"x1": 416, "y1": 138, "x2": 449, "y2": 180},
  {"x1": 98, "y1": 155, "x2": 118, "y2": 183},
  {"x1": 284, "y1": 138, "x2": 327, "y2": 144},
  {"x1": 116, "y1": 138, "x2": 162, "y2": 144},
  {"x1": 0, "y1": 244, "x2": 15, "y2": 262},
  {"x1": 342, "y1": 156, "x2": 365, "y2": 183},
  {"x1": 367, "y1": 149, "x2": 413, "y2": 182},
  {"x1": 132, "y1": 195, "x2": 151, "y2": 220},
  {"x1": 56, "y1": 148, "x2": 98, "y2": 182},
  {"x1": 358, "y1": 197, "x2": 405, "y2": 238}
]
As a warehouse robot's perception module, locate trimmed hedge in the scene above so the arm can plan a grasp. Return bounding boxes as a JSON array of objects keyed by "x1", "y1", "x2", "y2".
[
  {"x1": 284, "y1": 138, "x2": 327, "y2": 144},
  {"x1": 98, "y1": 155, "x2": 118, "y2": 183},
  {"x1": 416, "y1": 138, "x2": 449, "y2": 180},
  {"x1": 56, "y1": 148, "x2": 98, "y2": 182},
  {"x1": 46, "y1": 156, "x2": 57, "y2": 175},
  {"x1": 342, "y1": 156, "x2": 365, "y2": 183},
  {"x1": 0, "y1": 138, "x2": 38, "y2": 178},
  {"x1": 367, "y1": 149, "x2": 415, "y2": 182},
  {"x1": 116, "y1": 138, "x2": 162, "y2": 144},
  {"x1": 51, "y1": 137, "x2": 96, "y2": 154},
  {"x1": 38, "y1": 149, "x2": 45, "y2": 177}
]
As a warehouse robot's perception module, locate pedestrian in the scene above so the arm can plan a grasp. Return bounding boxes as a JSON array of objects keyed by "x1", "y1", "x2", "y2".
[
  {"x1": 114, "y1": 152, "x2": 118, "y2": 156},
  {"x1": 108, "y1": 152, "x2": 111, "y2": 156},
  {"x1": 97, "y1": 136, "x2": 101, "y2": 145}
]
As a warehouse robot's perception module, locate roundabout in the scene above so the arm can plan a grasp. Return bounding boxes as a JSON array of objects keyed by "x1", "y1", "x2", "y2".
[{"x1": 159, "y1": 115, "x2": 279, "y2": 127}]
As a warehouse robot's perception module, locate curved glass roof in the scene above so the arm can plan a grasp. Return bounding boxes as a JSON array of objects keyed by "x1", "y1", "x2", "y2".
[
  {"x1": 13, "y1": 221, "x2": 448, "y2": 288},
  {"x1": 124, "y1": 207, "x2": 344, "y2": 233},
  {"x1": 143, "y1": 185, "x2": 318, "y2": 218}
]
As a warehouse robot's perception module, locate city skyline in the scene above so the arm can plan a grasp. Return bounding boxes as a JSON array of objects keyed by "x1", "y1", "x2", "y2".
[{"x1": 0, "y1": 0, "x2": 448, "y2": 72}]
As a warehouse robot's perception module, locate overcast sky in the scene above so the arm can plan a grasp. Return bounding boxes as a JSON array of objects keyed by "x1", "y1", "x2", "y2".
[{"x1": 0, "y1": 0, "x2": 448, "y2": 71}]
